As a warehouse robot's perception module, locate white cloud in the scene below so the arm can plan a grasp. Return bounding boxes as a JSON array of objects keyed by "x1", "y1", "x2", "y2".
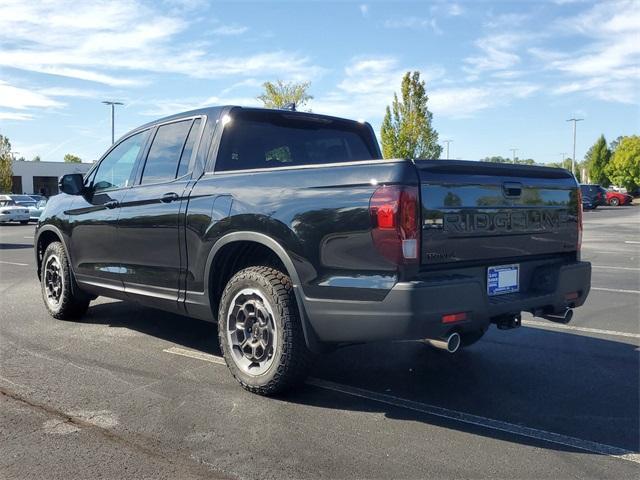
[
  {"x1": 464, "y1": 33, "x2": 523, "y2": 72},
  {"x1": 448, "y1": 4, "x2": 464, "y2": 16},
  {"x1": 539, "y1": 0, "x2": 640, "y2": 103},
  {"x1": 211, "y1": 24, "x2": 249, "y2": 36},
  {"x1": 359, "y1": 4, "x2": 369, "y2": 17},
  {"x1": 0, "y1": 111, "x2": 35, "y2": 121},
  {"x1": 383, "y1": 16, "x2": 442, "y2": 34},
  {"x1": 0, "y1": 81, "x2": 64, "y2": 110},
  {"x1": 0, "y1": 0, "x2": 323, "y2": 88},
  {"x1": 139, "y1": 95, "x2": 261, "y2": 117}
]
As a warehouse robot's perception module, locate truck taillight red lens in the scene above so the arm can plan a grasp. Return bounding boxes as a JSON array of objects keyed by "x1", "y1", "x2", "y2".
[{"x1": 370, "y1": 185, "x2": 420, "y2": 264}]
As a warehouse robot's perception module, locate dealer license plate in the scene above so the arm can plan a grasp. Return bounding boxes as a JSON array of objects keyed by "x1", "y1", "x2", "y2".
[{"x1": 487, "y1": 264, "x2": 519, "y2": 296}]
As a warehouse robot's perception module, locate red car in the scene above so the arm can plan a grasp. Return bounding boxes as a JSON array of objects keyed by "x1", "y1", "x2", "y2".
[{"x1": 606, "y1": 190, "x2": 633, "y2": 206}]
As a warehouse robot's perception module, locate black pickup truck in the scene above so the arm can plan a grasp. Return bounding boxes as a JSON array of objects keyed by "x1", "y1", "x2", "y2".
[{"x1": 36, "y1": 106, "x2": 591, "y2": 394}]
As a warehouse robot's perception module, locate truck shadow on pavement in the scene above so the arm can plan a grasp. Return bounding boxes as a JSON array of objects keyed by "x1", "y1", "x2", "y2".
[{"x1": 83, "y1": 300, "x2": 640, "y2": 457}]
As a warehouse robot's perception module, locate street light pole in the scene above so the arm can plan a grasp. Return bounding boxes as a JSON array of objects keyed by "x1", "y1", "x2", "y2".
[
  {"x1": 443, "y1": 140, "x2": 453, "y2": 160},
  {"x1": 510, "y1": 148, "x2": 518, "y2": 164},
  {"x1": 566, "y1": 118, "x2": 583, "y2": 176},
  {"x1": 102, "y1": 101, "x2": 124, "y2": 145}
]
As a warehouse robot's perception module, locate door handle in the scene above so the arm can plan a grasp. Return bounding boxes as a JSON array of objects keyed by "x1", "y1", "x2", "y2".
[
  {"x1": 104, "y1": 200, "x2": 119, "y2": 209},
  {"x1": 161, "y1": 192, "x2": 179, "y2": 203}
]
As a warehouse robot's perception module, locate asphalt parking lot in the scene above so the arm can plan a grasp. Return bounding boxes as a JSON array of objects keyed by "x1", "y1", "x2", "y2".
[{"x1": 1, "y1": 206, "x2": 639, "y2": 479}]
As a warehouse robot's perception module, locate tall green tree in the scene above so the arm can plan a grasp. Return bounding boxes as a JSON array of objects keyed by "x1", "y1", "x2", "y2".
[
  {"x1": 32, "y1": 155, "x2": 41, "y2": 162},
  {"x1": 584, "y1": 134, "x2": 611, "y2": 186},
  {"x1": 257, "y1": 80, "x2": 313, "y2": 110},
  {"x1": 606, "y1": 135, "x2": 640, "y2": 190},
  {"x1": 0, "y1": 134, "x2": 13, "y2": 193},
  {"x1": 380, "y1": 72, "x2": 441, "y2": 159},
  {"x1": 64, "y1": 153, "x2": 82, "y2": 163}
]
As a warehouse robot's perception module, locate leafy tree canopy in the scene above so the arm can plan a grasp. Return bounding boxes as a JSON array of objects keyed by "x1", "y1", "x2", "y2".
[
  {"x1": 584, "y1": 134, "x2": 611, "y2": 186},
  {"x1": 0, "y1": 134, "x2": 13, "y2": 193},
  {"x1": 32, "y1": 155, "x2": 41, "y2": 162},
  {"x1": 64, "y1": 153, "x2": 82, "y2": 163},
  {"x1": 380, "y1": 71, "x2": 441, "y2": 159},
  {"x1": 606, "y1": 135, "x2": 640, "y2": 190},
  {"x1": 257, "y1": 80, "x2": 313, "y2": 110}
]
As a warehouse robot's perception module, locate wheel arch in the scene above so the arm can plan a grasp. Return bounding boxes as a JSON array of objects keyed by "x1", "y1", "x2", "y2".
[
  {"x1": 205, "y1": 232, "x2": 324, "y2": 352},
  {"x1": 35, "y1": 225, "x2": 69, "y2": 279}
]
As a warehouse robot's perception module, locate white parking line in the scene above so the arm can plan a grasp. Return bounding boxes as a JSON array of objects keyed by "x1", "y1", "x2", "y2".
[
  {"x1": 24, "y1": 236, "x2": 34, "y2": 239},
  {"x1": 592, "y1": 265, "x2": 640, "y2": 271},
  {"x1": 625, "y1": 241, "x2": 640, "y2": 245},
  {"x1": 592, "y1": 287, "x2": 640, "y2": 294},
  {"x1": 523, "y1": 320, "x2": 640, "y2": 339},
  {"x1": 0, "y1": 260, "x2": 29, "y2": 266},
  {"x1": 162, "y1": 346, "x2": 640, "y2": 465},
  {"x1": 163, "y1": 346, "x2": 226, "y2": 365}
]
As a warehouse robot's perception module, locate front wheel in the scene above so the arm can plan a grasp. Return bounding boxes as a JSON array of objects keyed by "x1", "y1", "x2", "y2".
[
  {"x1": 609, "y1": 197, "x2": 620, "y2": 207},
  {"x1": 218, "y1": 266, "x2": 312, "y2": 395},
  {"x1": 41, "y1": 241, "x2": 90, "y2": 319}
]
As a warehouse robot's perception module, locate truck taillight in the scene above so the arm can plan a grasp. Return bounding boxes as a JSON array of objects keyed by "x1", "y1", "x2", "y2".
[
  {"x1": 369, "y1": 185, "x2": 420, "y2": 264},
  {"x1": 577, "y1": 188, "x2": 583, "y2": 257}
]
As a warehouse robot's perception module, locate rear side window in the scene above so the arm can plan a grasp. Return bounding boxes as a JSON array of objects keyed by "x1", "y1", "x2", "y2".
[
  {"x1": 141, "y1": 119, "x2": 193, "y2": 184},
  {"x1": 176, "y1": 119, "x2": 201, "y2": 178},
  {"x1": 215, "y1": 110, "x2": 379, "y2": 172}
]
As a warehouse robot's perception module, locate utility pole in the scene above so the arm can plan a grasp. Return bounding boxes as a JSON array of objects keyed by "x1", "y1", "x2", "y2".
[
  {"x1": 443, "y1": 140, "x2": 453, "y2": 160},
  {"x1": 509, "y1": 148, "x2": 518, "y2": 164},
  {"x1": 560, "y1": 152, "x2": 567, "y2": 168},
  {"x1": 102, "y1": 101, "x2": 124, "y2": 145},
  {"x1": 566, "y1": 118, "x2": 583, "y2": 176}
]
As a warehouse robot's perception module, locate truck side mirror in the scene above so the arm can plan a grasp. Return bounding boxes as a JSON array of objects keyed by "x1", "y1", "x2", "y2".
[{"x1": 59, "y1": 173, "x2": 85, "y2": 195}]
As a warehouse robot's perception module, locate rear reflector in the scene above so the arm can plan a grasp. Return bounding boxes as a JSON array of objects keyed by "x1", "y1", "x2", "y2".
[
  {"x1": 442, "y1": 312, "x2": 467, "y2": 324},
  {"x1": 565, "y1": 291, "x2": 579, "y2": 300}
]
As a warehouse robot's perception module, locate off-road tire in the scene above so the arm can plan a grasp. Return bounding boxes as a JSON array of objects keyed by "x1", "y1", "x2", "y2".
[
  {"x1": 218, "y1": 266, "x2": 313, "y2": 395},
  {"x1": 41, "y1": 241, "x2": 90, "y2": 319}
]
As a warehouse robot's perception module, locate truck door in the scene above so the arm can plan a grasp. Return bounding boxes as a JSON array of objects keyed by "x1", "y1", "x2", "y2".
[
  {"x1": 68, "y1": 129, "x2": 150, "y2": 294},
  {"x1": 116, "y1": 117, "x2": 203, "y2": 312}
]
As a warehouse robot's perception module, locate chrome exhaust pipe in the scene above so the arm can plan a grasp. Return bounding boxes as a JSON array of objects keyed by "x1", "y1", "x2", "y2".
[
  {"x1": 540, "y1": 308, "x2": 573, "y2": 324},
  {"x1": 426, "y1": 332, "x2": 461, "y2": 353}
]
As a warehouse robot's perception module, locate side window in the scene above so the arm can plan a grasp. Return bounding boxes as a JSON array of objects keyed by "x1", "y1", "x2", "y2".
[
  {"x1": 141, "y1": 120, "x2": 192, "y2": 184},
  {"x1": 176, "y1": 119, "x2": 201, "y2": 178},
  {"x1": 93, "y1": 130, "x2": 149, "y2": 192}
]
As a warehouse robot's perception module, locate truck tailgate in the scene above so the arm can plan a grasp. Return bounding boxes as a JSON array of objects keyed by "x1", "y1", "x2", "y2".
[{"x1": 416, "y1": 160, "x2": 580, "y2": 266}]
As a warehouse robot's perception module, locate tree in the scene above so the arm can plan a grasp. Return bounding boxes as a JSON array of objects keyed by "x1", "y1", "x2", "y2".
[
  {"x1": 584, "y1": 134, "x2": 611, "y2": 186},
  {"x1": 64, "y1": 153, "x2": 82, "y2": 163},
  {"x1": 0, "y1": 134, "x2": 12, "y2": 193},
  {"x1": 606, "y1": 135, "x2": 640, "y2": 190},
  {"x1": 257, "y1": 80, "x2": 313, "y2": 110},
  {"x1": 381, "y1": 71, "x2": 441, "y2": 159},
  {"x1": 32, "y1": 155, "x2": 41, "y2": 162}
]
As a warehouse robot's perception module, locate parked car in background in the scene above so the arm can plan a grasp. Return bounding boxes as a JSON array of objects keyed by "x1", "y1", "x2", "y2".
[
  {"x1": 29, "y1": 199, "x2": 48, "y2": 221},
  {"x1": 0, "y1": 197, "x2": 30, "y2": 224},
  {"x1": 606, "y1": 190, "x2": 633, "y2": 207},
  {"x1": 582, "y1": 196, "x2": 595, "y2": 211},
  {"x1": 4, "y1": 194, "x2": 43, "y2": 222},
  {"x1": 629, "y1": 187, "x2": 640, "y2": 198},
  {"x1": 579, "y1": 184, "x2": 607, "y2": 209},
  {"x1": 28, "y1": 194, "x2": 47, "y2": 202}
]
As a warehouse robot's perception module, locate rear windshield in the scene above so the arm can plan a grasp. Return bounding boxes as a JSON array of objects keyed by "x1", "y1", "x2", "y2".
[{"x1": 215, "y1": 110, "x2": 380, "y2": 171}]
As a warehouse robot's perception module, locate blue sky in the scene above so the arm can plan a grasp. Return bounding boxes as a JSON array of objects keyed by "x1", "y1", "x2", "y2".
[{"x1": 0, "y1": 0, "x2": 638, "y2": 163}]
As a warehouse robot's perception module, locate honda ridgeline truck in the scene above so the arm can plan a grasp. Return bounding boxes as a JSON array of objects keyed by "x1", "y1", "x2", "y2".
[{"x1": 36, "y1": 106, "x2": 591, "y2": 394}]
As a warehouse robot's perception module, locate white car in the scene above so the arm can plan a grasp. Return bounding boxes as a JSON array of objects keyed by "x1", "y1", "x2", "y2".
[{"x1": 0, "y1": 198, "x2": 30, "y2": 224}]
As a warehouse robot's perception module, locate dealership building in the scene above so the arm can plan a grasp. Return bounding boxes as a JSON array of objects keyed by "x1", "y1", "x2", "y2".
[{"x1": 11, "y1": 160, "x2": 94, "y2": 196}]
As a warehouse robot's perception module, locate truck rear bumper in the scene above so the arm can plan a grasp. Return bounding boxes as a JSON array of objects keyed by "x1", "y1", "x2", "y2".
[{"x1": 303, "y1": 261, "x2": 591, "y2": 343}]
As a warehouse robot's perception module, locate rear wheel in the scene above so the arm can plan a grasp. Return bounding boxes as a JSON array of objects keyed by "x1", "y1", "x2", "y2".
[
  {"x1": 218, "y1": 266, "x2": 312, "y2": 395},
  {"x1": 41, "y1": 241, "x2": 90, "y2": 319},
  {"x1": 609, "y1": 197, "x2": 620, "y2": 207}
]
